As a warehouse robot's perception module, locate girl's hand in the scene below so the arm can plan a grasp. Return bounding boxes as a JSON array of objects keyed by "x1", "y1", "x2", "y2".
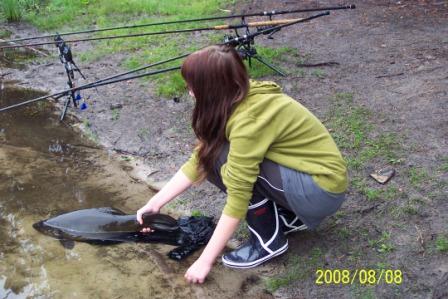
[
  {"x1": 183, "y1": 213, "x2": 240, "y2": 283},
  {"x1": 184, "y1": 258, "x2": 212, "y2": 284},
  {"x1": 136, "y1": 201, "x2": 160, "y2": 232},
  {"x1": 136, "y1": 169, "x2": 194, "y2": 231}
]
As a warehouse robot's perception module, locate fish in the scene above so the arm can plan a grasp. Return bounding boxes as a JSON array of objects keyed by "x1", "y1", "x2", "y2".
[{"x1": 33, "y1": 207, "x2": 215, "y2": 260}]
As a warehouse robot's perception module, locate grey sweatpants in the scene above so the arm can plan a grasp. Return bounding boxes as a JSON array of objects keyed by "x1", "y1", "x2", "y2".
[{"x1": 207, "y1": 143, "x2": 346, "y2": 229}]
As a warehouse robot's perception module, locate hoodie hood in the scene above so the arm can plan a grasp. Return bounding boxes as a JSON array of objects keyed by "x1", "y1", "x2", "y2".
[{"x1": 247, "y1": 80, "x2": 283, "y2": 96}]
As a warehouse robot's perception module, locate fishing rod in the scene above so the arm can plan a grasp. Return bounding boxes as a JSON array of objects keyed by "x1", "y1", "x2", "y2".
[
  {"x1": 0, "y1": 18, "x2": 306, "y2": 50},
  {"x1": 2, "y1": 4, "x2": 355, "y2": 44},
  {"x1": 77, "y1": 53, "x2": 190, "y2": 89},
  {"x1": 0, "y1": 66, "x2": 181, "y2": 113},
  {"x1": 0, "y1": 11, "x2": 330, "y2": 113},
  {"x1": 0, "y1": 53, "x2": 191, "y2": 114}
]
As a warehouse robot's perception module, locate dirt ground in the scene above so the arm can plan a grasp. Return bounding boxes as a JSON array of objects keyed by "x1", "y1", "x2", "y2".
[{"x1": 1, "y1": 0, "x2": 447, "y2": 298}]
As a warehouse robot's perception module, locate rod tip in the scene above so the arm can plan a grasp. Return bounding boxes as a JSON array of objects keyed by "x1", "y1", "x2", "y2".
[{"x1": 349, "y1": 4, "x2": 356, "y2": 9}]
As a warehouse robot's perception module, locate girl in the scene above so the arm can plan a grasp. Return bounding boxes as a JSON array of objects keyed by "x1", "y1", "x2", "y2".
[{"x1": 137, "y1": 45, "x2": 348, "y2": 284}]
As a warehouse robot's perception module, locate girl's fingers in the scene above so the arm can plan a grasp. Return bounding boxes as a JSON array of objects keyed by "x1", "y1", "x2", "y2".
[
  {"x1": 140, "y1": 227, "x2": 154, "y2": 233},
  {"x1": 136, "y1": 212, "x2": 143, "y2": 224}
]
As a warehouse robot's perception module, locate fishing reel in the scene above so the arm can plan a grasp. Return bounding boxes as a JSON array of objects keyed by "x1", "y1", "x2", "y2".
[
  {"x1": 223, "y1": 33, "x2": 286, "y2": 76},
  {"x1": 224, "y1": 35, "x2": 255, "y2": 61}
]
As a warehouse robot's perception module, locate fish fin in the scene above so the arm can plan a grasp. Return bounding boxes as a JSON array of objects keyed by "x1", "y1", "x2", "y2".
[
  {"x1": 59, "y1": 239, "x2": 75, "y2": 249},
  {"x1": 86, "y1": 240, "x2": 123, "y2": 246},
  {"x1": 97, "y1": 207, "x2": 126, "y2": 215}
]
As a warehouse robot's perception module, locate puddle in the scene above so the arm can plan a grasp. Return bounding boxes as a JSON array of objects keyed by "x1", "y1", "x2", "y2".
[
  {"x1": 0, "y1": 86, "x2": 267, "y2": 298},
  {"x1": 0, "y1": 86, "x2": 188, "y2": 298}
]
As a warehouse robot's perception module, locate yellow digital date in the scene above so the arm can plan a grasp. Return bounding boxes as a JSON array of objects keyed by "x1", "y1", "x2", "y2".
[{"x1": 315, "y1": 269, "x2": 403, "y2": 285}]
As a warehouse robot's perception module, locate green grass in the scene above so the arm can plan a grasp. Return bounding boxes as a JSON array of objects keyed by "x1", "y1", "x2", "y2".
[
  {"x1": 407, "y1": 166, "x2": 429, "y2": 189},
  {"x1": 336, "y1": 227, "x2": 351, "y2": 239},
  {"x1": 137, "y1": 128, "x2": 150, "y2": 141},
  {"x1": 351, "y1": 178, "x2": 401, "y2": 202},
  {"x1": 436, "y1": 235, "x2": 448, "y2": 253},
  {"x1": 327, "y1": 93, "x2": 371, "y2": 151},
  {"x1": 190, "y1": 209, "x2": 204, "y2": 217},
  {"x1": 327, "y1": 92, "x2": 402, "y2": 173},
  {"x1": 24, "y1": 0, "x2": 229, "y2": 30},
  {"x1": 155, "y1": 72, "x2": 186, "y2": 98},
  {"x1": 440, "y1": 157, "x2": 448, "y2": 172},
  {"x1": 311, "y1": 69, "x2": 326, "y2": 78},
  {"x1": 1, "y1": 0, "x2": 22, "y2": 22},
  {"x1": 0, "y1": 29, "x2": 12, "y2": 39},
  {"x1": 334, "y1": 210, "x2": 346, "y2": 220},
  {"x1": 23, "y1": 0, "x2": 239, "y2": 97},
  {"x1": 17, "y1": 1, "x2": 304, "y2": 97},
  {"x1": 245, "y1": 46, "x2": 299, "y2": 78},
  {"x1": 0, "y1": 0, "x2": 40, "y2": 22},
  {"x1": 365, "y1": 188, "x2": 382, "y2": 201},
  {"x1": 368, "y1": 231, "x2": 395, "y2": 254},
  {"x1": 265, "y1": 247, "x2": 324, "y2": 292},
  {"x1": 111, "y1": 108, "x2": 120, "y2": 121},
  {"x1": 350, "y1": 285, "x2": 376, "y2": 299},
  {"x1": 81, "y1": 119, "x2": 99, "y2": 142}
]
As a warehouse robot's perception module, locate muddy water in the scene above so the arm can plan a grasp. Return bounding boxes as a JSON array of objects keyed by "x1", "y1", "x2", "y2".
[
  {"x1": 0, "y1": 85, "x2": 266, "y2": 299},
  {"x1": 0, "y1": 85, "x2": 194, "y2": 298}
]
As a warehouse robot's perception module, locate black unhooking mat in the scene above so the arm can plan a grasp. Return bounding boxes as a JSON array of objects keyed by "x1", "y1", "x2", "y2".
[{"x1": 167, "y1": 216, "x2": 215, "y2": 260}]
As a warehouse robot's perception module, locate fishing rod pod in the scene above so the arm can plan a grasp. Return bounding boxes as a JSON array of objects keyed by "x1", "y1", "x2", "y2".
[
  {"x1": 1, "y1": 16, "x2": 330, "y2": 49},
  {"x1": 1, "y1": 4, "x2": 355, "y2": 45},
  {"x1": 0, "y1": 10, "x2": 340, "y2": 113}
]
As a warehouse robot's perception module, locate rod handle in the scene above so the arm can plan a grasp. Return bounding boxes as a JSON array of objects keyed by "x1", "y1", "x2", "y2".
[{"x1": 213, "y1": 18, "x2": 304, "y2": 30}]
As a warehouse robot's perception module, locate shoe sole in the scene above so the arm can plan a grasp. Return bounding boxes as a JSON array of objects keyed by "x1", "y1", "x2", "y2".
[
  {"x1": 221, "y1": 241, "x2": 288, "y2": 269},
  {"x1": 284, "y1": 224, "x2": 308, "y2": 235}
]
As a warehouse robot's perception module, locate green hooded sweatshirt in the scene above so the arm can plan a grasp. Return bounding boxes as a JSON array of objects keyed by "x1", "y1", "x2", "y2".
[{"x1": 181, "y1": 80, "x2": 348, "y2": 219}]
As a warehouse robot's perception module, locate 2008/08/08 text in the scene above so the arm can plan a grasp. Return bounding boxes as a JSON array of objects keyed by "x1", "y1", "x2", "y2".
[{"x1": 315, "y1": 269, "x2": 403, "y2": 285}]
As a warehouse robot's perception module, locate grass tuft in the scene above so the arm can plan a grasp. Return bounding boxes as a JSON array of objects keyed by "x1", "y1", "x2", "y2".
[
  {"x1": 327, "y1": 92, "x2": 402, "y2": 172},
  {"x1": 190, "y1": 209, "x2": 204, "y2": 217},
  {"x1": 368, "y1": 231, "x2": 395, "y2": 254},
  {"x1": 265, "y1": 247, "x2": 324, "y2": 292},
  {"x1": 1, "y1": 0, "x2": 23, "y2": 22},
  {"x1": 1, "y1": 0, "x2": 41, "y2": 22},
  {"x1": 246, "y1": 46, "x2": 300, "y2": 78},
  {"x1": 436, "y1": 235, "x2": 448, "y2": 253}
]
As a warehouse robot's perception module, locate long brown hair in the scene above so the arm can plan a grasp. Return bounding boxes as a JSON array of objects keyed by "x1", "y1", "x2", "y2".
[{"x1": 181, "y1": 45, "x2": 249, "y2": 181}]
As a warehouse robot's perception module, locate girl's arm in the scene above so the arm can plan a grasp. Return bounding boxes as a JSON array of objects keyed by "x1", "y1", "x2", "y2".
[
  {"x1": 136, "y1": 169, "x2": 193, "y2": 224},
  {"x1": 185, "y1": 213, "x2": 240, "y2": 283}
]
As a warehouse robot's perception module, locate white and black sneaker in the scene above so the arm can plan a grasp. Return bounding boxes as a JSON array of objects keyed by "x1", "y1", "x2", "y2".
[{"x1": 222, "y1": 199, "x2": 288, "y2": 269}]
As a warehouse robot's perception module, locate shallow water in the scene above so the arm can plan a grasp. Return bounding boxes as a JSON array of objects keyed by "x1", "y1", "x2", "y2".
[{"x1": 0, "y1": 85, "x2": 198, "y2": 298}]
